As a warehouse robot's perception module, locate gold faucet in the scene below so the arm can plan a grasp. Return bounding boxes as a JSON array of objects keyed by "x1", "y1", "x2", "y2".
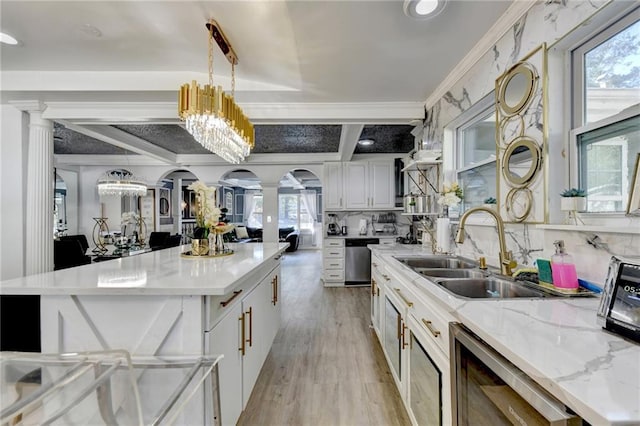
[{"x1": 455, "y1": 206, "x2": 517, "y2": 276}]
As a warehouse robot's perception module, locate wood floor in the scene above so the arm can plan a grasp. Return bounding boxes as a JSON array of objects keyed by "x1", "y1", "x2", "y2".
[{"x1": 238, "y1": 250, "x2": 411, "y2": 426}]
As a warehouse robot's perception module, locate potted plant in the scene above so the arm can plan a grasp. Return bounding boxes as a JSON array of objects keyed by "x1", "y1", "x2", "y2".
[
  {"x1": 483, "y1": 197, "x2": 497, "y2": 209},
  {"x1": 560, "y1": 188, "x2": 587, "y2": 212}
]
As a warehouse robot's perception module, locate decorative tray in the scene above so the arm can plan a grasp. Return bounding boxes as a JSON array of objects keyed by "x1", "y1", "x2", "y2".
[{"x1": 180, "y1": 249, "x2": 234, "y2": 258}]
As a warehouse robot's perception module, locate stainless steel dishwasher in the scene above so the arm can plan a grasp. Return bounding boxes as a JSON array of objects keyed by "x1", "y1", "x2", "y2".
[{"x1": 345, "y1": 238, "x2": 379, "y2": 285}]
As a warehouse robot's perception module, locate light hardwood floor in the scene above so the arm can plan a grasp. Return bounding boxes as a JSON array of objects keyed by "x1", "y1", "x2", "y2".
[{"x1": 238, "y1": 250, "x2": 411, "y2": 426}]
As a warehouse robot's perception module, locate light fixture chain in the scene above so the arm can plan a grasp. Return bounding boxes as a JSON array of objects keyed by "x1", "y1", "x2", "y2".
[
  {"x1": 231, "y1": 62, "x2": 235, "y2": 97},
  {"x1": 208, "y1": 21, "x2": 214, "y2": 87}
]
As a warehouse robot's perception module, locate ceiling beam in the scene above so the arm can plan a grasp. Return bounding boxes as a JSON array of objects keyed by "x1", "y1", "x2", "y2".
[
  {"x1": 338, "y1": 124, "x2": 365, "y2": 162},
  {"x1": 58, "y1": 122, "x2": 178, "y2": 165}
]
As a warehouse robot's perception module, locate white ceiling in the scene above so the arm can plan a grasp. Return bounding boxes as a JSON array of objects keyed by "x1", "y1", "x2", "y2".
[
  {"x1": 1, "y1": 0, "x2": 514, "y2": 165},
  {"x1": 1, "y1": 0, "x2": 512, "y2": 106}
]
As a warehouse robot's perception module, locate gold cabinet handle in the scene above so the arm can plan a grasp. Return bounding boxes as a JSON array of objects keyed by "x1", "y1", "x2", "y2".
[
  {"x1": 394, "y1": 288, "x2": 413, "y2": 307},
  {"x1": 272, "y1": 276, "x2": 277, "y2": 305},
  {"x1": 397, "y1": 314, "x2": 402, "y2": 340},
  {"x1": 401, "y1": 321, "x2": 409, "y2": 349},
  {"x1": 247, "y1": 306, "x2": 253, "y2": 347},
  {"x1": 221, "y1": 290, "x2": 242, "y2": 307},
  {"x1": 239, "y1": 314, "x2": 246, "y2": 355},
  {"x1": 371, "y1": 278, "x2": 377, "y2": 296},
  {"x1": 422, "y1": 319, "x2": 441, "y2": 338},
  {"x1": 275, "y1": 275, "x2": 278, "y2": 304},
  {"x1": 382, "y1": 274, "x2": 391, "y2": 281}
]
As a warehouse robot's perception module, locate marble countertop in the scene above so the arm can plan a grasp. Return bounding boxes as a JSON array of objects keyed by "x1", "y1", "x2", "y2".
[
  {"x1": 0, "y1": 243, "x2": 288, "y2": 296},
  {"x1": 370, "y1": 244, "x2": 639, "y2": 426}
]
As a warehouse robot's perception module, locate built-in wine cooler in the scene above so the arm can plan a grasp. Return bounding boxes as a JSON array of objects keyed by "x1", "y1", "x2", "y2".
[{"x1": 450, "y1": 323, "x2": 585, "y2": 426}]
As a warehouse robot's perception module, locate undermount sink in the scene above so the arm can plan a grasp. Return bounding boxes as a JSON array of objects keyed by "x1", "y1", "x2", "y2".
[
  {"x1": 396, "y1": 256, "x2": 477, "y2": 269},
  {"x1": 435, "y1": 278, "x2": 550, "y2": 299},
  {"x1": 416, "y1": 268, "x2": 487, "y2": 279}
]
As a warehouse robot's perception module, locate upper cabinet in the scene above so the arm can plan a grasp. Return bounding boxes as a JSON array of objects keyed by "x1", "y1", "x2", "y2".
[{"x1": 324, "y1": 160, "x2": 395, "y2": 211}]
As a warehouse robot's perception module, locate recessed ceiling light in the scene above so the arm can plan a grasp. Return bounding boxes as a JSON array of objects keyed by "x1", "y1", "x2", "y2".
[
  {"x1": 358, "y1": 139, "x2": 375, "y2": 146},
  {"x1": 0, "y1": 32, "x2": 19, "y2": 45},
  {"x1": 403, "y1": 0, "x2": 446, "y2": 20}
]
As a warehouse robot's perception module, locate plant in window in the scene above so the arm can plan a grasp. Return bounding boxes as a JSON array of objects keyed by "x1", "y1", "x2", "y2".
[
  {"x1": 483, "y1": 197, "x2": 497, "y2": 204},
  {"x1": 560, "y1": 188, "x2": 587, "y2": 212}
]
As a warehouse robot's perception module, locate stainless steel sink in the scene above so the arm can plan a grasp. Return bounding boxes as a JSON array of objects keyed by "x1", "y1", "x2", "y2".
[
  {"x1": 435, "y1": 278, "x2": 550, "y2": 299},
  {"x1": 416, "y1": 268, "x2": 487, "y2": 279},
  {"x1": 395, "y1": 256, "x2": 477, "y2": 269}
]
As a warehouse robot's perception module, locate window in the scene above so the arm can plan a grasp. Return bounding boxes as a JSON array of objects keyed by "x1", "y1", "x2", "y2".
[
  {"x1": 572, "y1": 11, "x2": 640, "y2": 213},
  {"x1": 246, "y1": 192, "x2": 263, "y2": 228},
  {"x1": 278, "y1": 191, "x2": 317, "y2": 231},
  {"x1": 454, "y1": 93, "x2": 497, "y2": 212}
]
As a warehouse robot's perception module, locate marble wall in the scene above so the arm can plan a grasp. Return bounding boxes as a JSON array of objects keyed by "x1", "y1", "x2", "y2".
[{"x1": 423, "y1": 0, "x2": 640, "y2": 285}]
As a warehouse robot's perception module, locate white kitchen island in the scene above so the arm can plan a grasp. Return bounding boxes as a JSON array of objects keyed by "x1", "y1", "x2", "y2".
[{"x1": 0, "y1": 242, "x2": 288, "y2": 425}]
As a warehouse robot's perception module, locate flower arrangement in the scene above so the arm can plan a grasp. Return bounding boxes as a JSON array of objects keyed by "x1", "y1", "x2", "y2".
[
  {"x1": 437, "y1": 182, "x2": 463, "y2": 207},
  {"x1": 187, "y1": 181, "x2": 222, "y2": 239}
]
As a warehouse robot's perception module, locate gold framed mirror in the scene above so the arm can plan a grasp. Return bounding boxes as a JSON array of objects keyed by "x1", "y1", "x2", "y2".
[
  {"x1": 497, "y1": 62, "x2": 538, "y2": 117},
  {"x1": 505, "y1": 187, "x2": 533, "y2": 222},
  {"x1": 501, "y1": 137, "x2": 542, "y2": 187}
]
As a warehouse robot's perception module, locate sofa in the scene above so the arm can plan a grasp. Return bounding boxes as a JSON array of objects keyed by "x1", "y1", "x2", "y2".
[{"x1": 227, "y1": 226, "x2": 300, "y2": 252}]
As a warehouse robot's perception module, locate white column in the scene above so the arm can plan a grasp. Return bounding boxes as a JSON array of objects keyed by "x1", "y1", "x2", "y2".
[
  {"x1": 24, "y1": 104, "x2": 54, "y2": 274},
  {"x1": 261, "y1": 183, "x2": 279, "y2": 243}
]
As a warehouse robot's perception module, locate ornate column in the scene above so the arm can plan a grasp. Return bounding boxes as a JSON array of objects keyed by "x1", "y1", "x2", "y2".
[{"x1": 19, "y1": 102, "x2": 54, "y2": 274}]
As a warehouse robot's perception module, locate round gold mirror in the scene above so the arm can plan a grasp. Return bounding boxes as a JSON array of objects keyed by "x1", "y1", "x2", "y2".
[
  {"x1": 497, "y1": 62, "x2": 537, "y2": 116},
  {"x1": 501, "y1": 137, "x2": 541, "y2": 187},
  {"x1": 498, "y1": 115, "x2": 525, "y2": 147},
  {"x1": 505, "y1": 187, "x2": 532, "y2": 222}
]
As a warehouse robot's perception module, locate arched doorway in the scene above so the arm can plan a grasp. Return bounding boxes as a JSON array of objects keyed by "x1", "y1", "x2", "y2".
[
  {"x1": 157, "y1": 169, "x2": 200, "y2": 240},
  {"x1": 219, "y1": 169, "x2": 262, "y2": 228},
  {"x1": 277, "y1": 169, "x2": 322, "y2": 249}
]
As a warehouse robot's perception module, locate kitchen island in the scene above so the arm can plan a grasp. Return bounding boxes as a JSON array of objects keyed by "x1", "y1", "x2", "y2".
[
  {"x1": 0, "y1": 242, "x2": 288, "y2": 425},
  {"x1": 370, "y1": 244, "x2": 639, "y2": 426}
]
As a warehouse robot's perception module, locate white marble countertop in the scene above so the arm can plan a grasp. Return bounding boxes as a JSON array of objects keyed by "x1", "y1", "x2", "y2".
[
  {"x1": 370, "y1": 244, "x2": 640, "y2": 426},
  {"x1": 0, "y1": 243, "x2": 288, "y2": 296}
]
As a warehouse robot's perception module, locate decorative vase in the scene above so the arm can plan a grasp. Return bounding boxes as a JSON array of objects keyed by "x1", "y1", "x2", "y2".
[
  {"x1": 561, "y1": 197, "x2": 586, "y2": 212},
  {"x1": 191, "y1": 238, "x2": 209, "y2": 256},
  {"x1": 213, "y1": 232, "x2": 226, "y2": 254}
]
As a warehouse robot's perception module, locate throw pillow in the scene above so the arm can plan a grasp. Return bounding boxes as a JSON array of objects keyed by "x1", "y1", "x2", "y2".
[{"x1": 236, "y1": 226, "x2": 249, "y2": 239}]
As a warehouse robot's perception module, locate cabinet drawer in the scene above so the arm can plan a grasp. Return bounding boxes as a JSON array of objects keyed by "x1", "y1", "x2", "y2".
[
  {"x1": 409, "y1": 298, "x2": 450, "y2": 357},
  {"x1": 324, "y1": 247, "x2": 345, "y2": 258},
  {"x1": 323, "y1": 258, "x2": 344, "y2": 270},
  {"x1": 324, "y1": 269, "x2": 345, "y2": 281},
  {"x1": 324, "y1": 238, "x2": 345, "y2": 247}
]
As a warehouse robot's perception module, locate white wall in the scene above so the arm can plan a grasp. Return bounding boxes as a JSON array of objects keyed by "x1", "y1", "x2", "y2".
[
  {"x1": 424, "y1": 1, "x2": 639, "y2": 285},
  {"x1": 0, "y1": 105, "x2": 28, "y2": 280}
]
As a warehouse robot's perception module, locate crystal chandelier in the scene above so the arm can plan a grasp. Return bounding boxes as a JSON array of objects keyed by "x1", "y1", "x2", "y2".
[
  {"x1": 179, "y1": 19, "x2": 255, "y2": 164},
  {"x1": 97, "y1": 169, "x2": 147, "y2": 197}
]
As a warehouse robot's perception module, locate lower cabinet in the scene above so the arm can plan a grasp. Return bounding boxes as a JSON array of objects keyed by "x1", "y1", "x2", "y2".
[
  {"x1": 376, "y1": 261, "x2": 453, "y2": 426},
  {"x1": 208, "y1": 264, "x2": 281, "y2": 425}
]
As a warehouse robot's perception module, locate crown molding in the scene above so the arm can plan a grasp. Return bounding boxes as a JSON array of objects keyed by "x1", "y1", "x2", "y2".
[
  {"x1": 424, "y1": 0, "x2": 537, "y2": 109},
  {"x1": 54, "y1": 155, "x2": 167, "y2": 167},
  {"x1": 41, "y1": 101, "x2": 423, "y2": 124}
]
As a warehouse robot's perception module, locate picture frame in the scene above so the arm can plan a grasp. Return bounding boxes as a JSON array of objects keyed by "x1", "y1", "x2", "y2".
[
  {"x1": 627, "y1": 153, "x2": 640, "y2": 216},
  {"x1": 224, "y1": 188, "x2": 234, "y2": 215}
]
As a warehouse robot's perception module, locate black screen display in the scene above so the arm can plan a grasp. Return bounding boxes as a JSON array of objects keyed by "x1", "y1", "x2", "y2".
[{"x1": 608, "y1": 263, "x2": 640, "y2": 333}]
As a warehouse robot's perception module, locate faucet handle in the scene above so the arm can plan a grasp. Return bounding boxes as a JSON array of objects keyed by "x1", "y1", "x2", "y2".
[{"x1": 478, "y1": 257, "x2": 487, "y2": 270}]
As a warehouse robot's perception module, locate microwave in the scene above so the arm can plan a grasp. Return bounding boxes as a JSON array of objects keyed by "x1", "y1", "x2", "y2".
[{"x1": 597, "y1": 257, "x2": 640, "y2": 344}]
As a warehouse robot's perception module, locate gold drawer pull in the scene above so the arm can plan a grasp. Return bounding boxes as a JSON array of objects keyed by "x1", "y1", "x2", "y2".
[
  {"x1": 371, "y1": 279, "x2": 377, "y2": 296},
  {"x1": 422, "y1": 319, "x2": 441, "y2": 338},
  {"x1": 239, "y1": 314, "x2": 246, "y2": 355},
  {"x1": 372, "y1": 262, "x2": 378, "y2": 267},
  {"x1": 247, "y1": 306, "x2": 253, "y2": 347},
  {"x1": 394, "y1": 288, "x2": 413, "y2": 307},
  {"x1": 382, "y1": 274, "x2": 391, "y2": 281},
  {"x1": 401, "y1": 321, "x2": 409, "y2": 349},
  {"x1": 221, "y1": 290, "x2": 242, "y2": 307}
]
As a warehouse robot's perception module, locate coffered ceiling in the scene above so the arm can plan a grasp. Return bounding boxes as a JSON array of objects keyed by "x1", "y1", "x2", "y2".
[{"x1": 2, "y1": 0, "x2": 513, "y2": 163}]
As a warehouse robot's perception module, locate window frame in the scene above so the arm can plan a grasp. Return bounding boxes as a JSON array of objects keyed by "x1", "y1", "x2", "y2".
[{"x1": 569, "y1": 9, "x2": 640, "y2": 215}]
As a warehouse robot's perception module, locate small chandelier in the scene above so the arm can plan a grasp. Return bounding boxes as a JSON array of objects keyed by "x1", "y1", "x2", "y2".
[
  {"x1": 179, "y1": 19, "x2": 255, "y2": 164},
  {"x1": 97, "y1": 169, "x2": 147, "y2": 197}
]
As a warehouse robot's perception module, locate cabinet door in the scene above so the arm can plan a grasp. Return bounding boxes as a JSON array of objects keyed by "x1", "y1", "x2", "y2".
[
  {"x1": 241, "y1": 277, "x2": 272, "y2": 406},
  {"x1": 344, "y1": 162, "x2": 369, "y2": 209},
  {"x1": 324, "y1": 162, "x2": 344, "y2": 209},
  {"x1": 369, "y1": 160, "x2": 395, "y2": 209},
  {"x1": 208, "y1": 303, "x2": 243, "y2": 426},
  {"x1": 265, "y1": 266, "x2": 281, "y2": 350},
  {"x1": 384, "y1": 295, "x2": 402, "y2": 384}
]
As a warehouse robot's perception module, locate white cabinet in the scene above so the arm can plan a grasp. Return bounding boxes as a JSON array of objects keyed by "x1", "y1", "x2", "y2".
[
  {"x1": 324, "y1": 162, "x2": 344, "y2": 209},
  {"x1": 324, "y1": 160, "x2": 395, "y2": 210},
  {"x1": 208, "y1": 264, "x2": 281, "y2": 425},
  {"x1": 208, "y1": 303, "x2": 243, "y2": 426},
  {"x1": 322, "y1": 238, "x2": 345, "y2": 284},
  {"x1": 370, "y1": 254, "x2": 386, "y2": 339}
]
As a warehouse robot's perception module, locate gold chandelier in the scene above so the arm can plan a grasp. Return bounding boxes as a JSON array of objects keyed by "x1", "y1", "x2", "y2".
[{"x1": 179, "y1": 20, "x2": 254, "y2": 164}]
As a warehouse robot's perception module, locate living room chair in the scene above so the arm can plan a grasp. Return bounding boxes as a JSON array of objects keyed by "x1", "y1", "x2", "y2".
[{"x1": 54, "y1": 240, "x2": 92, "y2": 270}]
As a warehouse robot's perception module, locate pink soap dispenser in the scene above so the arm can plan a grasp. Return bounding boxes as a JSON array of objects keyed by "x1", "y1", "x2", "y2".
[{"x1": 551, "y1": 240, "x2": 579, "y2": 291}]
